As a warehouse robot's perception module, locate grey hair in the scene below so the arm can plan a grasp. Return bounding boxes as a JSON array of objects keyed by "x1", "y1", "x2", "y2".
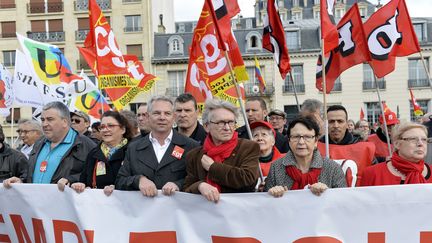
[
  {"x1": 18, "y1": 119, "x2": 43, "y2": 135},
  {"x1": 42, "y1": 101, "x2": 71, "y2": 124},
  {"x1": 147, "y1": 95, "x2": 174, "y2": 113},
  {"x1": 301, "y1": 99, "x2": 323, "y2": 114},
  {"x1": 202, "y1": 99, "x2": 239, "y2": 124}
]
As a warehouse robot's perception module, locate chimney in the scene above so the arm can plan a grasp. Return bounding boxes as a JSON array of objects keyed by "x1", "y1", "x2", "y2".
[{"x1": 158, "y1": 14, "x2": 166, "y2": 33}]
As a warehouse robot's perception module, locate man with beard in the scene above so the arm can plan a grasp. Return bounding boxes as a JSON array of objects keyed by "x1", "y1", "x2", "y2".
[{"x1": 174, "y1": 93, "x2": 206, "y2": 145}]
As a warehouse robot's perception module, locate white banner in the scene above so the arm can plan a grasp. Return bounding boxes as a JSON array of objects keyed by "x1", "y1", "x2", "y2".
[
  {"x1": 0, "y1": 63, "x2": 14, "y2": 117},
  {"x1": 1, "y1": 184, "x2": 432, "y2": 242}
]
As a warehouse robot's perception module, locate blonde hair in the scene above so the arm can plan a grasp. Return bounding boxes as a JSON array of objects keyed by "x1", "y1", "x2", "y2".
[{"x1": 392, "y1": 121, "x2": 428, "y2": 151}]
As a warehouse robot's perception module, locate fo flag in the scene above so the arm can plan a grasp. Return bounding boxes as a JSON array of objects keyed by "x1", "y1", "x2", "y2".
[
  {"x1": 185, "y1": 0, "x2": 248, "y2": 110},
  {"x1": 409, "y1": 88, "x2": 424, "y2": 117},
  {"x1": 316, "y1": 4, "x2": 371, "y2": 93},
  {"x1": 320, "y1": 0, "x2": 339, "y2": 53},
  {"x1": 364, "y1": 0, "x2": 420, "y2": 78},
  {"x1": 263, "y1": 0, "x2": 291, "y2": 79}
]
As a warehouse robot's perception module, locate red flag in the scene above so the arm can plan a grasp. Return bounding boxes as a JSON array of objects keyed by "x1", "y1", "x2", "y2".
[
  {"x1": 364, "y1": 0, "x2": 420, "y2": 78},
  {"x1": 316, "y1": 3, "x2": 371, "y2": 93},
  {"x1": 382, "y1": 101, "x2": 391, "y2": 114},
  {"x1": 320, "y1": 0, "x2": 339, "y2": 53},
  {"x1": 409, "y1": 88, "x2": 424, "y2": 116},
  {"x1": 185, "y1": 0, "x2": 248, "y2": 109},
  {"x1": 360, "y1": 108, "x2": 365, "y2": 120},
  {"x1": 262, "y1": 0, "x2": 291, "y2": 79}
]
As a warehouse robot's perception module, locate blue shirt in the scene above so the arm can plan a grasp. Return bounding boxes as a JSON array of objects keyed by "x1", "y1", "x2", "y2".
[{"x1": 33, "y1": 128, "x2": 77, "y2": 184}]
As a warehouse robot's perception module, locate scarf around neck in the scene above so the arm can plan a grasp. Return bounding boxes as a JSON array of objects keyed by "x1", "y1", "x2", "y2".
[{"x1": 391, "y1": 151, "x2": 427, "y2": 184}]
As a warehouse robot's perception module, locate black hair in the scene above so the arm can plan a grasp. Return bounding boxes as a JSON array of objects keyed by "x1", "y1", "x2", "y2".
[
  {"x1": 287, "y1": 116, "x2": 320, "y2": 139},
  {"x1": 174, "y1": 93, "x2": 198, "y2": 110},
  {"x1": 327, "y1": 105, "x2": 348, "y2": 120},
  {"x1": 102, "y1": 111, "x2": 134, "y2": 140}
]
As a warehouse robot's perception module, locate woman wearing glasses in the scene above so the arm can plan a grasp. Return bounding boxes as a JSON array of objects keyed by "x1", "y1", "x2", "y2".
[
  {"x1": 265, "y1": 116, "x2": 346, "y2": 197},
  {"x1": 183, "y1": 99, "x2": 260, "y2": 203},
  {"x1": 71, "y1": 111, "x2": 133, "y2": 196},
  {"x1": 361, "y1": 122, "x2": 432, "y2": 186}
]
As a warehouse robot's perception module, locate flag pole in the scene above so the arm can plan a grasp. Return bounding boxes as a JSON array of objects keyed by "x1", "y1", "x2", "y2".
[
  {"x1": 321, "y1": 44, "x2": 329, "y2": 159},
  {"x1": 288, "y1": 71, "x2": 301, "y2": 112},
  {"x1": 10, "y1": 106, "x2": 15, "y2": 149},
  {"x1": 419, "y1": 50, "x2": 432, "y2": 92},
  {"x1": 374, "y1": 75, "x2": 392, "y2": 158}
]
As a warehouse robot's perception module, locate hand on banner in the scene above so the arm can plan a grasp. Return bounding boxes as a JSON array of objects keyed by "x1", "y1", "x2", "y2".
[
  {"x1": 103, "y1": 185, "x2": 115, "y2": 196},
  {"x1": 139, "y1": 176, "x2": 158, "y2": 197},
  {"x1": 57, "y1": 178, "x2": 70, "y2": 192},
  {"x1": 198, "y1": 182, "x2": 220, "y2": 203},
  {"x1": 2, "y1": 177, "x2": 23, "y2": 188},
  {"x1": 268, "y1": 186, "x2": 288, "y2": 198},
  {"x1": 71, "y1": 183, "x2": 86, "y2": 193},
  {"x1": 201, "y1": 154, "x2": 215, "y2": 171},
  {"x1": 308, "y1": 182, "x2": 328, "y2": 196},
  {"x1": 162, "y1": 182, "x2": 179, "y2": 196}
]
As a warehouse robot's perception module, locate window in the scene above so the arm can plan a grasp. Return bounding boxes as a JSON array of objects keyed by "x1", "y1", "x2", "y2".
[
  {"x1": 365, "y1": 102, "x2": 381, "y2": 125},
  {"x1": 293, "y1": 0, "x2": 299, "y2": 7},
  {"x1": 6, "y1": 108, "x2": 20, "y2": 123},
  {"x1": 278, "y1": 0, "x2": 284, "y2": 8},
  {"x1": 125, "y1": 15, "x2": 142, "y2": 32},
  {"x1": 178, "y1": 23, "x2": 185, "y2": 33},
  {"x1": 283, "y1": 65, "x2": 304, "y2": 93},
  {"x1": 3, "y1": 50, "x2": 15, "y2": 66},
  {"x1": 363, "y1": 64, "x2": 385, "y2": 90},
  {"x1": 0, "y1": 0, "x2": 15, "y2": 9},
  {"x1": 167, "y1": 71, "x2": 186, "y2": 97},
  {"x1": 246, "y1": 19, "x2": 253, "y2": 29},
  {"x1": 413, "y1": 23, "x2": 425, "y2": 42},
  {"x1": 168, "y1": 35, "x2": 184, "y2": 56},
  {"x1": 331, "y1": 77, "x2": 342, "y2": 92},
  {"x1": 292, "y1": 11, "x2": 302, "y2": 20},
  {"x1": 126, "y1": 44, "x2": 143, "y2": 60},
  {"x1": 359, "y1": 7, "x2": 367, "y2": 18},
  {"x1": 286, "y1": 31, "x2": 299, "y2": 50},
  {"x1": 408, "y1": 58, "x2": 429, "y2": 88},
  {"x1": 1, "y1": 21, "x2": 15, "y2": 38},
  {"x1": 245, "y1": 32, "x2": 261, "y2": 51},
  {"x1": 246, "y1": 66, "x2": 265, "y2": 86},
  {"x1": 314, "y1": 0, "x2": 320, "y2": 5},
  {"x1": 313, "y1": 10, "x2": 320, "y2": 19},
  {"x1": 410, "y1": 100, "x2": 429, "y2": 121},
  {"x1": 335, "y1": 8, "x2": 345, "y2": 19}
]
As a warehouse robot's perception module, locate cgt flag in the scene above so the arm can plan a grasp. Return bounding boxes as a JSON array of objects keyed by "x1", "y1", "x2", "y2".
[
  {"x1": 185, "y1": 0, "x2": 248, "y2": 110},
  {"x1": 364, "y1": 0, "x2": 420, "y2": 78},
  {"x1": 263, "y1": 0, "x2": 291, "y2": 79},
  {"x1": 316, "y1": 3, "x2": 371, "y2": 93},
  {"x1": 320, "y1": 0, "x2": 339, "y2": 53},
  {"x1": 409, "y1": 88, "x2": 424, "y2": 117}
]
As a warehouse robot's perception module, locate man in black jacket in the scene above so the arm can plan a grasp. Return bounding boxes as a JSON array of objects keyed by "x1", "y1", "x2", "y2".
[
  {"x1": 174, "y1": 93, "x2": 207, "y2": 145},
  {"x1": 116, "y1": 95, "x2": 199, "y2": 197},
  {"x1": 0, "y1": 124, "x2": 28, "y2": 182},
  {"x1": 237, "y1": 97, "x2": 289, "y2": 153}
]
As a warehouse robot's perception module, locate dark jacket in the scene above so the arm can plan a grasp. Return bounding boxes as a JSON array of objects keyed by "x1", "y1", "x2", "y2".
[
  {"x1": 0, "y1": 144, "x2": 28, "y2": 182},
  {"x1": 183, "y1": 138, "x2": 260, "y2": 193},
  {"x1": 27, "y1": 132, "x2": 96, "y2": 183},
  {"x1": 237, "y1": 125, "x2": 289, "y2": 153},
  {"x1": 175, "y1": 121, "x2": 207, "y2": 145},
  {"x1": 116, "y1": 129, "x2": 199, "y2": 190},
  {"x1": 319, "y1": 130, "x2": 361, "y2": 145},
  {"x1": 80, "y1": 142, "x2": 128, "y2": 188}
]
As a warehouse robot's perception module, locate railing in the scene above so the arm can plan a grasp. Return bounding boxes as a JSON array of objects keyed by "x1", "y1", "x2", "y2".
[
  {"x1": 408, "y1": 79, "x2": 431, "y2": 88},
  {"x1": 3, "y1": 61, "x2": 14, "y2": 67},
  {"x1": 165, "y1": 87, "x2": 181, "y2": 97},
  {"x1": 75, "y1": 0, "x2": 111, "y2": 11},
  {"x1": 362, "y1": 80, "x2": 386, "y2": 90},
  {"x1": 27, "y1": 2, "x2": 63, "y2": 14},
  {"x1": 0, "y1": 3, "x2": 16, "y2": 9},
  {"x1": 331, "y1": 82, "x2": 342, "y2": 92},
  {"x1": 282, "y1": 83, "x2": 305, "y2": 93},
  {"x1": 122, "y1": 0, "x2": 141, "y2": 2},
  {"x1": 27, "y1": 31, "x2": 65, "y2": 42},
  {"x1": 124, "y1": 27, "x2": 143, "y2": 32},
  {"x1": 244, "y1": 83, "x2": 274, "y2": 97},
  {"x1": 0, "y1": 32, "x2": 16, "y2": 38},
  {"x1": 75, "y1": 29, "x2": 90, "y2": 41},
  {"x1": 77, "y1": 60, "x2": 91, "y2": 70}
]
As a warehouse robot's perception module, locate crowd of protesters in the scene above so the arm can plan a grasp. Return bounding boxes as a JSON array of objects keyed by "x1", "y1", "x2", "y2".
[{"x1": 1, "y1": 94, "x2": 432, "y2": 202}]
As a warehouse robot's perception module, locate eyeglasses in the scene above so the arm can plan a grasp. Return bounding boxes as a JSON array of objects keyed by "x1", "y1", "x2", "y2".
[
  {"x1": 100, "y1": 124, "x2": 121, "y2": 130},
  {"x1": 400, "y1": 137, "x2": 431, "y2": 144},
  {"x1": 269, "y1": 116, "x2": 284, "y2": 121},
  {"x1": 16, "y1": 129, "x2": 37, "y2": 135},
  {"x1": 289, "y1": 135, "x2": 316, "y2": 142},
  {"x1": 209, "y1": 120, "x2": 236, "y2": 129},
  {"x1": 71, "y1": 118, "x2": 83, "y2": 124}
]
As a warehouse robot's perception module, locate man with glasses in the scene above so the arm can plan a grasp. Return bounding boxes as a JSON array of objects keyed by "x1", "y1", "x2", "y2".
[
  {"x1": 0, "y1": 124, "x2": 28, "y2": 182},
  {"x1": 183, "y1": 99, "x2": 260, "y2": 203},
  {"x1": 268, "y1": 109, "x2": 288, "y2": 136},
  {"x1": 137, "y1": 102, "x2": 150, "y2": 137},
  {"x1": 70, "y1": 111, "x2": 91, "y2": 136},
  {"x1": 3, "y1": 101, "x2": 95, "y2": 189},
  {"x1": 116, "y1": 95, "x2": 199, "y2": 197},
  {"x1": 17, "y1": 119, "x2": 43, "y2": 159}
]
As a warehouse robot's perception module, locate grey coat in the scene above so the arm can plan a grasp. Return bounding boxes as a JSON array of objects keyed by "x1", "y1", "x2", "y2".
[{"x1": 265, "y1": 149, "x2": 347, "y2": 191}]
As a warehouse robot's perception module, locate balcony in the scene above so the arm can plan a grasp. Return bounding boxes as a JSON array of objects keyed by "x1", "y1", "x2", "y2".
[
  {"x1": 165, "y1": 87, "x2": 181, "y2": 97},
  {"x1": 244, "y1": 83, "x2": 274, "y2": 97},
  {"x1": 75, "y1": 0, "x2": 111, "y2": 11},
  {"x1": 0, "y1": 32, "x2": 16, "y2": 38},
  {"x1": 282, "y1": 83, "x2": 305, "y2": 93},
  {"x1": 27, "y1": 2, "x2": 63, "y2": 14},
  {"x1": 0, "y1": 3, "x2": 16, "y2": 9},
  {"x1": 77, "y1": 60, "x2": 91, "y2": 70},
  {"x1": 408, "y1": 79, "x2": 430, "y2": 88},
  {"x1": 362, "y1": 80, "x2": 386, "y2": 90},
  {"x1": 75, "y1": 29, "x2": 90, "y2": 41},
  {"x1": 27, "y1": 31, "x2": 65, "y2": 42},
  {"x1": 124, "y1": 27, "x2": 143, "y2": 32}
]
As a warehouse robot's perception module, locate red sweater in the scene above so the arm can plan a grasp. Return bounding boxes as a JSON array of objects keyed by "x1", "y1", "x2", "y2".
[
  {"x1": 361, "y1": 161, "x2": 432, "y2": 186},
  {"x1": 260, "y1": 147, "x2": 285, "y2": 177}
]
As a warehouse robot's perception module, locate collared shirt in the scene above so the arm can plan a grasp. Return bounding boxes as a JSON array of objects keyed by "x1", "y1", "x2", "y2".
[
  {"x1": 20, "y1": 144, "x2": 34, "y2": 159},
  {"x1": 33, "y1": 128, "x2": 77, "y2": 184},
  {"x1": 149, "y1": 130, "x2": 173, "y2": 163}
]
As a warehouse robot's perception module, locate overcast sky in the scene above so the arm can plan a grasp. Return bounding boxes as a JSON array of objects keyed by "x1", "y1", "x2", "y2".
[{"x1": 174, "y1": 0, "x2": 432, "y2": 21}]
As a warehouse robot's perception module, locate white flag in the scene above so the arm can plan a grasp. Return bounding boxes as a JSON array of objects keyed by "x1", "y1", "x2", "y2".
[{"x1": 0, "y1": 63, "x2": 14, "y2": 117}]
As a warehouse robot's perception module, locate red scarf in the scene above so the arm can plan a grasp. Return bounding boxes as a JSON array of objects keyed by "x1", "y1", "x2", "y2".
[
  {"x1": 203, "y1": 132, "x2": 239, "y2": 192},
  {"x1": 391, "y1": 151, "x2": 427, "y2": 184},
  {"x1": 285, "y1": 166, "x2": 322, "y2": 190}
]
